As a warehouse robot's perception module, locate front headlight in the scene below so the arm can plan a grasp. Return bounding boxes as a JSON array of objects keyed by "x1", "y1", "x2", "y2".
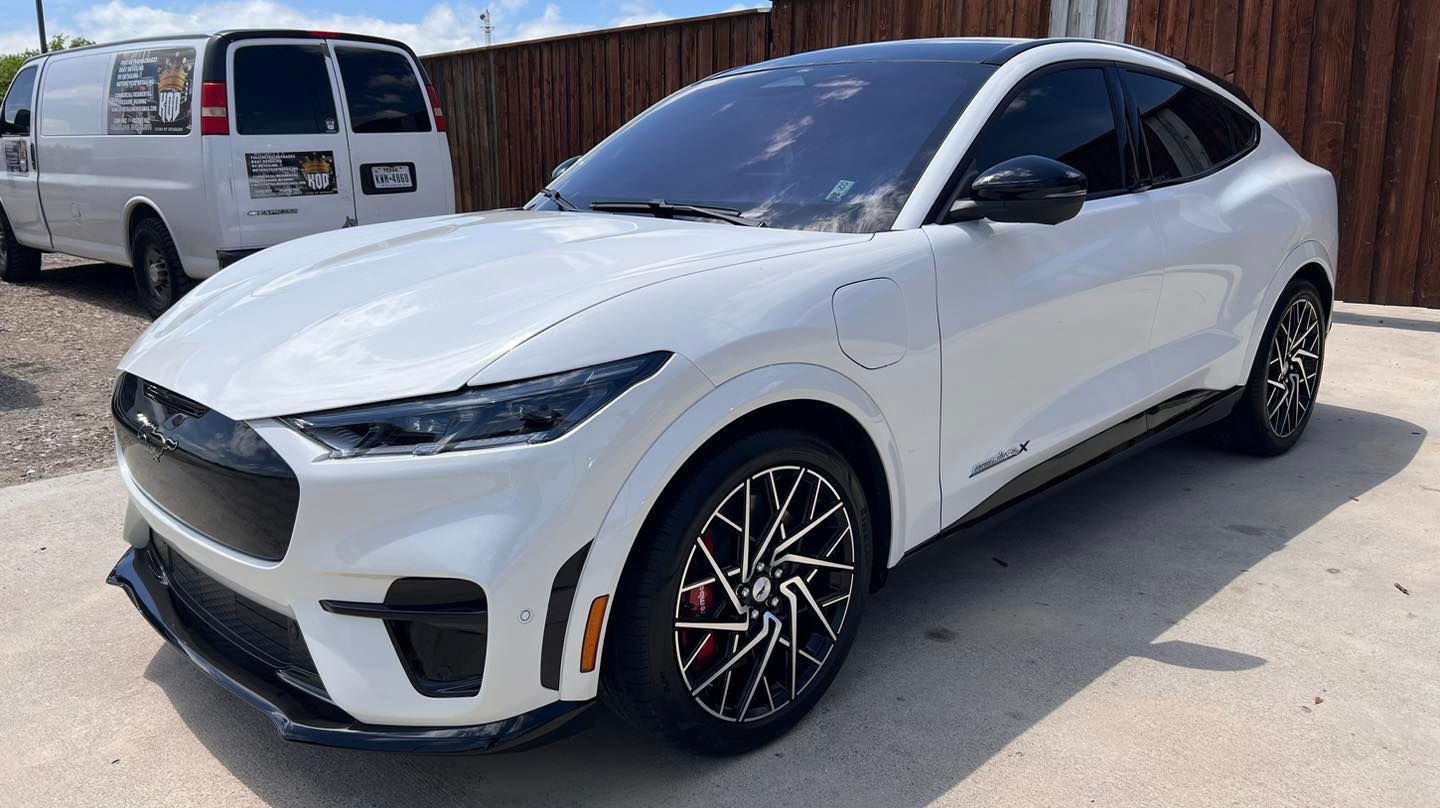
[{"x1": 283, "y1": 352, "x2": 670, "y2": 458}]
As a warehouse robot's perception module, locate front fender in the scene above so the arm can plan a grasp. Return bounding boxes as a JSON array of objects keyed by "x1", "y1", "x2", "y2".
[{"x1": 556, "y1": 362, "x2": 906, "y2": 702}]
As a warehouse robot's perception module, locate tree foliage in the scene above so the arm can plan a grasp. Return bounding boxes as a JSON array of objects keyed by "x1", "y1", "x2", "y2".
[{"x1": 1, "y1": 35, "x2": 95, "y2": 100}]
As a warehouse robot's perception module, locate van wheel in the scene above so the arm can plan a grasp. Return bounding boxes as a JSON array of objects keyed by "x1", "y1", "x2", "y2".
[
  {"x1": 603, "y1": 429, "x2": 871, "y2": 755},
  {"x1": 130, "y1": 218, "x2": 194, "y2": 316},
  {"x1": 0, "y1": 205, "x2": 42, "y2": 282}
]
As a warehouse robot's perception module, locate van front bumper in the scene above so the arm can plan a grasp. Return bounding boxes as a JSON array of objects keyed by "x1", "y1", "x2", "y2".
[{"x1": 107, "y1": 543, "x2": 594, "y2": 753}]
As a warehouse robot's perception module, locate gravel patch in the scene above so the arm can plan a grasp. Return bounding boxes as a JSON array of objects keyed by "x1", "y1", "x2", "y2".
[{"x1": 0, "y1": 254, "x2": 150, "y2": 487}]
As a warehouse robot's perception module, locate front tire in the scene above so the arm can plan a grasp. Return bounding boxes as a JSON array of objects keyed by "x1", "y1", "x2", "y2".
[
  {"x1": 1217, "y1": 278, "x2": 1326, "y2": 455},
  {"x1": 603, "y1": 428, "x2": 872, "y2": 755},
  {"x1": 130, "y1": 217, "x2": 195, "y2": 317},
  {"x1": 0, "y1": 205, "x2": 42, "y2": 282}
]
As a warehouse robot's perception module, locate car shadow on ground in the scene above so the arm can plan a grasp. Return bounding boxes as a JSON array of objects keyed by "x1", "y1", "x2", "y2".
[
  {"x1": 141, "y1": 402, "x2": 1425, "y2": 807},
  {"x1": 22, "y1": 260, "x2": 149, "y2": 319}
]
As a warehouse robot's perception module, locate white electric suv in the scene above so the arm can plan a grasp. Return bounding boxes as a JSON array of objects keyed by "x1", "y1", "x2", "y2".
[{"x1": 107, "y1": 38, "x2": 1336, "y2": 755}]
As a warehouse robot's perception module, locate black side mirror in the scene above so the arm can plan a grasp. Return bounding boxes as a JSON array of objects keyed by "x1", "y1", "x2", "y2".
[
  {"x1": 946, "y1": 155, "x2": 1087, "y2": 226},
  {"x1": 551, "y1": 155, "x2": 582, "y2": 181}
]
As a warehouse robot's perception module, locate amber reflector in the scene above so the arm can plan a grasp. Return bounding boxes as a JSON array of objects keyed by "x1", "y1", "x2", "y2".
[{"x1": 580, "y1": 595, "x2": 609, "y2": 673}]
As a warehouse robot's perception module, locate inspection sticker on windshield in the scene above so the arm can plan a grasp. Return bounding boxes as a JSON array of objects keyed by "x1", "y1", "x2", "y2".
[{"x1": 825, "y1": 179, "x2": 856, "y2": 202}]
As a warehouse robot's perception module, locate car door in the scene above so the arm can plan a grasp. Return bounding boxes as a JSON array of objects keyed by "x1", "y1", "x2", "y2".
[
  {"x1": 1123, "y1": 68, "x2": 1289, "y2": 394},
  {"x1": 227, "y1": 39, "x2": 357, "y2": 247},
  {"x1": 329, "y1": 41, "x2": 454, "y2": 224},
  {"x1": 0, "y1": 63, "x2": 50, "y2": 248},
  {"x1": 922, "y1": 63, "x2": 1165, "y2": 527}
]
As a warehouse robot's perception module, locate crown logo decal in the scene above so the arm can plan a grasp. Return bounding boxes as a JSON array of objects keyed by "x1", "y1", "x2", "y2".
[
  {"x1": 301, "y1": 155, "x2": 333, "y2": 175},
  {"x1": 157, "y1": 64, "x2": 188, "y2": 94}
]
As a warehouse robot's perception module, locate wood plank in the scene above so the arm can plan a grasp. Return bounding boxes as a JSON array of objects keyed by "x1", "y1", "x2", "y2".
[
  {"x1": 1127, "y1": 0, "x2": 1161, "y2": 45},
  {"x1": 1369, "y1": 0, "x2": 1440, "y2": 304},
  {"x1": 1335, "y1": 0, "x2": 1403, "y2": 301},
  {"x1": 1211, "y1": 0, "x2": 1240, "y2": 77},
  {"x1": 1418, "y1": 87, "x2": 1440, "y2": 307}
]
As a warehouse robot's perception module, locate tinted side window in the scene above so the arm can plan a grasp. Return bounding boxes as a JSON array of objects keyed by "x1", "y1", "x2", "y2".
[
  {"x1": 233, "y1": 45, "x2": 338, "y2": 135},
  {"x1": 1126, "y1": 70, "x2": 1258, "y2": 183},
  {"x1": 966, "y1": 67, "x2": 1125, "y2": 195},
  {"x1": 2, "y1": 66, "x2": 37, "y2": 136},
  {"x1": 334, "y1": 48, "x2": 430, "y2": 134}
]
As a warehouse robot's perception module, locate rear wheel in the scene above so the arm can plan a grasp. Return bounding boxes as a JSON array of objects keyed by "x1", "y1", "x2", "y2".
[
  {"x1": 0, "y1": 205, "x2": 42, "y2": 282},
  {"x1": 1217, "y1": 279, "x2": 1326, "y2": 455},
  {"x1": 603, "y1": 429, "x2": 872, "y2": 755},
  {"x1": 130, "y1": 217, "x2": 194, "y2": 317}
]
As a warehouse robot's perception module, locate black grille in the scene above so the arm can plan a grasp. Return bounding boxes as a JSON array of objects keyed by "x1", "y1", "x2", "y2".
[
  {"x1": 153, "y1": 541, "x2": 320, "y2": 682},
  {"x1": 113, "y1": 373, "x2": 299, "y2": 561}
]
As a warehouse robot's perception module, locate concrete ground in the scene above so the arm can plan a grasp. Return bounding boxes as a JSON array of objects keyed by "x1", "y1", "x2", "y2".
[{"x1": 1, "y1": 302, "x2": 1436, "y2": 807}]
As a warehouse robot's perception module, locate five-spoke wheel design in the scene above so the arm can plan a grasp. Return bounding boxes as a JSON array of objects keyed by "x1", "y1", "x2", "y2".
[
  {"x1": 1263, "y1": 295, "x2": 1322, "y2": 438},
  {"x1": 673, "y1": 464, "x2": 856, "y2": 723}
]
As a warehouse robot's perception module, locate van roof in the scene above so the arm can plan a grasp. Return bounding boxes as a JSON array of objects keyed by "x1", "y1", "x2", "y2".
[{"x1": 22, "y1": 29, "x2": 424, "y2": 80}]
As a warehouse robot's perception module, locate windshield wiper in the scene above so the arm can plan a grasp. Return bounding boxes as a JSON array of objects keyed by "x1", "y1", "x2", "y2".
[
  {"x1": 590, "y1": 199, "x2": 766, "y2": 227},
  {"x1": 539, "y1": 187, "x2": 579, "y2": 211}
]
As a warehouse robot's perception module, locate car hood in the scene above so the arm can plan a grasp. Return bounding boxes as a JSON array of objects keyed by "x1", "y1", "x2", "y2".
[{"x1": 119, "y1": 210, "x2": 866, "y2": 420}]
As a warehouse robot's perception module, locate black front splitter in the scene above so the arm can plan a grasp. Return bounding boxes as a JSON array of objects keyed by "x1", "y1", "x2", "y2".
[{"x1": 106, "y1": 545, "x2": 594, "y2": 753}]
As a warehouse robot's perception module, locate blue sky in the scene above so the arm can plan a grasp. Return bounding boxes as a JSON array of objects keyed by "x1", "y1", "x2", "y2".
[{"x1": 1, "y1": 0, "x2": 770, "y2": 55}]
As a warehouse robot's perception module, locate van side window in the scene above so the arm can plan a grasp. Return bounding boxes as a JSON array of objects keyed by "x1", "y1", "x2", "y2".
[
  {"x1": 234, "y1": 45, "x2": 339, "y2": 135},
  {"x1": 963, "y1": 67, "x2": 1126, "y2": 195},
  {"x1": 1, "y1": 65, "x2": 37, "y2": 136},
  {"x1": 334, "y1": 48, "x2": 431, "y2": 134},
  {"x1": 1124, "y1": 70, "x2": 1259, "y2": 184}
]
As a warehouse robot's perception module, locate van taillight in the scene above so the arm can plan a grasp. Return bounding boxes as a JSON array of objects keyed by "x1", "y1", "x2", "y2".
[
  {"x1": 426, "y1": 85, "x2": 447, "y2": 132},
  {"x1": 200, "y1": 82, "x2": 228, "y2": 135}
]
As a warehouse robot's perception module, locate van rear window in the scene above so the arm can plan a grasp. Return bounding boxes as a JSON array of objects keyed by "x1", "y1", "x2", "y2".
[
  {"x1": 234, "y1": 44, "x2": 338, "y2": 135},
  {"x1": 334, "y1": 47, "x2": 431, "y2": 134}
]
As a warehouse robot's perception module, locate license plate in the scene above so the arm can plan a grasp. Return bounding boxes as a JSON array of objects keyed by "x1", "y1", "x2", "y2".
[{"x1": 370, "y1": 165, "x2": 414, "y2": 190}]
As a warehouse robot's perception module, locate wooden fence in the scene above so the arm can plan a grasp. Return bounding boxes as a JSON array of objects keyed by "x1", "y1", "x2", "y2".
[{"x1": 422, "y1": 0, "x2": 1440, "y2": 307}]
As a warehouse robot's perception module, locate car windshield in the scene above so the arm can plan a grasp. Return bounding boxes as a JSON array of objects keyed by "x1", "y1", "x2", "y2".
[{"x1": 536, "y1": 61, "x2": 994, "y2": 233}]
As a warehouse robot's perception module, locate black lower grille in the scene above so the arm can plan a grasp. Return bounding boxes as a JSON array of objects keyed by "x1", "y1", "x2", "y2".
[
  {"x1": 113, "y1": 373, "x2": 300, "y2": 561},
  {"x1": 152, "y1": 541, "x2": 320, "y2": 684}
]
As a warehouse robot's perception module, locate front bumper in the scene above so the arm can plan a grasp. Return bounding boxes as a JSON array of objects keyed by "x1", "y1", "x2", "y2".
[
  {"x1": 111, "y1": 354, "x2": 713, "y2": 735},
  {"x1": 107, "y1": 543, "x2": 593, "y2": 753}
]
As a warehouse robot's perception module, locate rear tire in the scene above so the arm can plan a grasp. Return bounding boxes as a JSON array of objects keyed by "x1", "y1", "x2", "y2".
[
  {"x1": 130, "y1": 217, "x2": 195, "y2": 317},
  {"x1": 1215, "y1": 278, "x2": 1326, "y2": 455},
  {"x1": 602, "y1": 428, "x2": 872, "y2": 755},
  {"x1": 0, "y1": 205, "x2": 42, "y2": 282}
]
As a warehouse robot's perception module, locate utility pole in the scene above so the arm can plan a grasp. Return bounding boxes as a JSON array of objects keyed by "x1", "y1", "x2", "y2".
[
  {"x1": 480, "y1": 8, "x2": 493, "y2": 47},
  {"x1": 36, "y1": 0, "x2": 48, "y2": 52}
]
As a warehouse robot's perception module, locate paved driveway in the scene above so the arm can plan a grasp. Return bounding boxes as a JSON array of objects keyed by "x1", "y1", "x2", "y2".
[{"x1": 1, "y1": 303, "x2": 1437, "y2": 807}]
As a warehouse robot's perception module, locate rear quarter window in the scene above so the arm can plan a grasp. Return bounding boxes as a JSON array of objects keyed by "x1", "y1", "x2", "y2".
[
  {"x1": 334, "y1": 47, "x2": 431, "y2": 134},
  {"x1": 1125, "y1": 70, "x2": 1259, "y2": 184}
]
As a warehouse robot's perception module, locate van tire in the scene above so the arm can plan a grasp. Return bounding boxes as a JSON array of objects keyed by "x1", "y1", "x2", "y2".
[
  {"x1": 130, "y1": 217, "x2": 194, "y2": 317},
  {"x1": 0, "y1": 206, "x2": 42, "y2": 283}
]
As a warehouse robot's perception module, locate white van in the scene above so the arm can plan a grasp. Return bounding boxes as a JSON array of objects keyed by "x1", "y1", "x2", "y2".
[{"x1": 0, "y1": 29, "x2": 455, "y2": 314}]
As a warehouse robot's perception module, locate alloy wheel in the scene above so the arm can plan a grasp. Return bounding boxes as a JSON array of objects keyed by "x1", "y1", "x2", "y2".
[
  {"x1": 1263, "y1": 296, "x2": 1322, "y2": 438},
  {"x1": 145, "y1": 245, "x2": 170, "y2": 298},
  {"x1": 673, "y1": 464, "x2": 856, "y2": 723}
]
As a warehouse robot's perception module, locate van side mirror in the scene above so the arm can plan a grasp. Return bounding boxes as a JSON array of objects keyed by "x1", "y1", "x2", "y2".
[
  {"x1": 551, "y1": 155, "x2": 582, "y2": 180},
  {"x1": 945, "y1": 155, "x2": 1087, "y2": 226},
  {"x1": 10, "y1": 109, "x2": 30, "y2": 135}
]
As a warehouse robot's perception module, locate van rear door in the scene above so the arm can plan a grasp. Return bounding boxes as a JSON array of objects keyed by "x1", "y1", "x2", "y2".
[
  {"x1": 227, "y1": 39, "x2": 357, "y2": 246},
  {"x1": 329, "y1": 41, "x2": 454, "y2": 224}
]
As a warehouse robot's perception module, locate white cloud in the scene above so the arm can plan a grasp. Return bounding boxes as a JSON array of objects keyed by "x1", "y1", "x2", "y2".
[
  {"x1": 0, "y1": 0, "x2": 627, "y2": 56},
  {"x1": 0, "y1": 28, "x2": 44, "y2": 54},
  {"x1": 512, "y1": 4, "x2": 587, "y2": 41},
  {"x1": 611, "y1": 3, "x2": 672, "y2": 27}
]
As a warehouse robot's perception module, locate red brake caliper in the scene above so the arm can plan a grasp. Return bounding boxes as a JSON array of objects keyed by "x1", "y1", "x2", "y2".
[{"x1": 682, "y1": 532, "x2": 720, "y2": 671}]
